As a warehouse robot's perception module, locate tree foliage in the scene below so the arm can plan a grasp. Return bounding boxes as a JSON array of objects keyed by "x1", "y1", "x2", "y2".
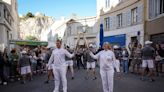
[
  {"x1": 25, "y1": 35, "x2": 38, "y2": 41},
  {"x1": 26, "y1": 12, "x2": 34, "y2": 18}
]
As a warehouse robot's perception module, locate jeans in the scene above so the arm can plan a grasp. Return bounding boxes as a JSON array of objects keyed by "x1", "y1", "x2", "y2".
[
  {"x1": 0, "y1": 66, "x2": 4, "y2": 82},
  {"x1": 10, "y1": 64, "x2": 19, "y2": 78},
  {"x1": 77, "y1": 58, "x2": 85, "y2": 69},
  {"x1": 3, "y1": 66, "x2": 10, "y2": 79},
  {"x1": 0, "y1": 66, "x2": 8, "y2": 82},
  {"x1": 122, "y1": 60, "x2": 129, "y2": 73},
  {"x1": 31, "y1": 62, "x2": 37, "y2": 72}
]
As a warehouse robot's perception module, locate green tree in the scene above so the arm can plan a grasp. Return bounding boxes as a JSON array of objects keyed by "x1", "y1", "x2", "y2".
[
  {"x1": 26, "y1": 12, "x2": 34, "y2": 18},
  {"x1": 25, "y1": 35, "x2": 38, "y2": 41}
]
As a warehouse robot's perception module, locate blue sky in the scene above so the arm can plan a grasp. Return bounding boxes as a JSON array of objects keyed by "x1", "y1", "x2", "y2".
[{"x1": 18, "y1": 0, "x2": 96, "y2": 18}]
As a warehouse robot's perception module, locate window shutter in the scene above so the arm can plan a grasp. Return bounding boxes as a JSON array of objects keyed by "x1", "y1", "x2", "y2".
[
  {"x1": 113, "y1": 16, "x2": 117, "y2": 30},
  {"x1": 103, "y1": 18, "x2": 106, "y2": 30},
  {"x1": 110, "y1": 16, "x2": 113, "y2": 30},
  {"x1": 122, "y1": 12, "x2": 126, "y2": 27},
  {"x1": 137, "y1": 5, "x2": 143, "y2": 23},
  {"x1": 149, "y1": 0, "x2": 153, "y2": 19},
  {"x1": 126, "y1": 10, "x2": 131, "y2": 26}
]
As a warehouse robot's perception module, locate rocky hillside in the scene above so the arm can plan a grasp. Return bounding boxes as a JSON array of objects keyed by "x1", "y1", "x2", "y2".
[{"x1": 19, "y1": 12, "x2": 54, "y2": 40}]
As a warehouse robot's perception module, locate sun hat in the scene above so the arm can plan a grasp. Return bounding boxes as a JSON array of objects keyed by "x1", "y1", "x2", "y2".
[{"x1": 145, "y1": 40, "x2": 153, "y2": 45}]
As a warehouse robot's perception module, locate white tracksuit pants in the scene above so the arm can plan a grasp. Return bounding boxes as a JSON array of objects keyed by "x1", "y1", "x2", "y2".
[
  {"x1": 100, "y1": 69, "x2": 114, "y2": 92},
  {"x1": 53, "y1": 66, "x2": 67, "y2": 92},
  {"x1": 114, "y1": 59, "x2": 120, "y2": 72}
]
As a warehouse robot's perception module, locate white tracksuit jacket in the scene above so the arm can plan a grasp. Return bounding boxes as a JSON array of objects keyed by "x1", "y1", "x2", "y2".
[
  {"x1": 48, "y1": 48, "x2": 74, "y2": 92},
  {"x1": 90, "y1": 50, "x2": 120, "y2": 92}
]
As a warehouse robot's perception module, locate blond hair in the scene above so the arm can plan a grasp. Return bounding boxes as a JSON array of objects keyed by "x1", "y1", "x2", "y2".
[{"x1": 103, "y1": 42, "x2": 111, "y2": 50}]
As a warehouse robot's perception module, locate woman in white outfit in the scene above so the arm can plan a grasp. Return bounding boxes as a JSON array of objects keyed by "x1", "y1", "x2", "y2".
[
  {"x1": 90, "y1": 42, "x2": 120, "y2": 92},
  {"x1": 47, "y1": 40, "x2": 74, "y2": 92}
]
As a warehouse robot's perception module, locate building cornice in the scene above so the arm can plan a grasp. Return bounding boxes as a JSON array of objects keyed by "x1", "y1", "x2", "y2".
[
  {"x1": 0, "y1": 2, "x2": 14, "y2": 20},
  {"x1": 0, "y1": 22, "x2": 12, "y2": 31},
  {"x1": 100, "y1": 0, "x2": 142, "y2": 16}
]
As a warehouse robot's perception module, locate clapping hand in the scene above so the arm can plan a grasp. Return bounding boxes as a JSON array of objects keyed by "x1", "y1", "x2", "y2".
[
  {"x1": 86, "y1": 48, "x2": 90, "y2": 52},
  {"x1": 74, "y1": 49, "x2": 78, "y2": 55}
]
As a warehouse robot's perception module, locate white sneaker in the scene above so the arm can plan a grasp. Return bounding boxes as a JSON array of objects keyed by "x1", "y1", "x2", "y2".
[
  {"x1": 18, "y1": 78, "x2": 21, "y2": 81},
  {"x1": 63, "y1": 89, "x2": 67, "y2": 92},
  {"x1": 53, "y1": 89, "x2": 59, "y2": 92},
  {"x1": 3, "y1": 82, "x2": 7, "y2": 85}
]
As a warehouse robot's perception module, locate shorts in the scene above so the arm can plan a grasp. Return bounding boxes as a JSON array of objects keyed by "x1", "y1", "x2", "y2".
[
  {"x1": 159, "y1": 59, "x2": 164, "y2": 64},
  {"x1": 87, "y1": 62, "x2": 95, "y2": 69},
  {"x1": 66, "y1": 60, "x2": 73, "y2": 66},
  {"x1": 21, "y1": 66, "x2": 31, "y2": 75},
  {"x1": 142, "y1": 60, "x2": 154, "y2": 68},
  {"x1": 131, "y1": 58, "x2": 141, "y2": 66},
  {"x1": 46, "y1": 64, "x2": 53, "y2": 70}
]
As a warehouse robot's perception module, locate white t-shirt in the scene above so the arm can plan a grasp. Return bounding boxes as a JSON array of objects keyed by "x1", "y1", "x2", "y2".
[
  {"x1": 90, "y1": 50, "x2": 119, "y2": 72},
  {"x1": 48, "y1": 48, "x2": 74, "y2": 68}
]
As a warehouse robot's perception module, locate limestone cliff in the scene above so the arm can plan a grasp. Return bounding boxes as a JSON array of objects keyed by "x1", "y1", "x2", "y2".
[{"x1": 19, "y1": 12, "x2": 54, "y2": 40}]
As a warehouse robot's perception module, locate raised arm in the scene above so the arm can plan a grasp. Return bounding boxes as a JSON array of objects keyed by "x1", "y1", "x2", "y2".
[
  {"x1": 83, "y1": 34, "x2": 89, "y2": 49},
  {"x1": 64, "y1": 49, "x2": 74, "y2": 58},
  {"x1": 89, "y1": 51, "x2": 100, "y2": 60}
]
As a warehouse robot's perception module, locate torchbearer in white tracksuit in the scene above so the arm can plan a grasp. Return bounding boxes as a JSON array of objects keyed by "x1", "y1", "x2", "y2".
[
  {"x1": 47, "y1": 39, "x2": 75, "y2": 92},
  {"x1": 89, "y1": 42, "x2": 120, "y2": 92}
]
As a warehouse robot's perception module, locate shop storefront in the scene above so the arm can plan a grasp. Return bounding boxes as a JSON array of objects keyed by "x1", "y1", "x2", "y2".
[
  {"x1": 10, "y1": 40, "x2": 48, "y2": 46},
  {"x1": 103, "y1": 34, "x2": 126, "y2": 47},
  {"x1": 151, "y1": 33, "x2": 164, "y2": 44},
  {"x1": 146, "y1": 16, "x2": 164, "y2": 43}
]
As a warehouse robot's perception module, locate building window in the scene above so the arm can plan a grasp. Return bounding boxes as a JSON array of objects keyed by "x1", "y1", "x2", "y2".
[
  {"x1": 104, "y1": 17, "x2": 110, "y2": 31},
  {"x1": 4, "y1": 9, "x2": 7, "y2": 19},
  {"x1": 119, "y1": 0, "x2": 123, "y2": 3},
  {"x1": 149, "y1": 0, "x2": 164, "y2": 19},
  {"x1": 105, "y1": 0, "x2": 110, "y2": 8},
  {"x1": 68, "y1": 26, "x2": 71, "y2": 36},
  {"x1": 15, "y1": 2, "x2": 17, "y2": 11},
  {"x1": 0, "y1": 10, "x2": 1, "y2": 17},
  {"x1": 3, "y1": 7, "x2": 12, "y2": 26},
  {"x1": 159, "y1": 0, "x2": 164, "y2": 14},
  {"x1": 10, "y1": 34, "x2": 12, "y2": 40},
  {"x1": 131, "y1": 7, "x2": 138, "y2": 24},
  {"x1": 117, "y1": 13, "x2": 122, "y2": 28},
  {"x1": 0, "y1": 6, "x2": 1, "y2": 18}
]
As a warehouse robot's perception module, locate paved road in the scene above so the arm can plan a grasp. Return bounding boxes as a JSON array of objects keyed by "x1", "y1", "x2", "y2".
[{"x1": 0, "y1": 69, "x2": 164, "y2": 92}]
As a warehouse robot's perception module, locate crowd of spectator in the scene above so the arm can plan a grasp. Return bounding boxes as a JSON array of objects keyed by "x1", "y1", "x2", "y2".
[{"x1": 0, "y1": 41, "x2": 164, "y2": 85}]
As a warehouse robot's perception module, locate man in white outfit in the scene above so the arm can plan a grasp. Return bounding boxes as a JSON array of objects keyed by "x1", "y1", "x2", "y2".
[
  {"x1": 90, "y1": 42, "x2": 120, "y2": 92},
  {"x1": 47, "y1": 39, "x2": 74, "y2": 92}
]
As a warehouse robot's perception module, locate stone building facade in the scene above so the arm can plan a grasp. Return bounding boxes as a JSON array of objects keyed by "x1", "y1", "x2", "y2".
[{"x1": 0, "y1": 0, "x2": 19, "y2": 51}]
